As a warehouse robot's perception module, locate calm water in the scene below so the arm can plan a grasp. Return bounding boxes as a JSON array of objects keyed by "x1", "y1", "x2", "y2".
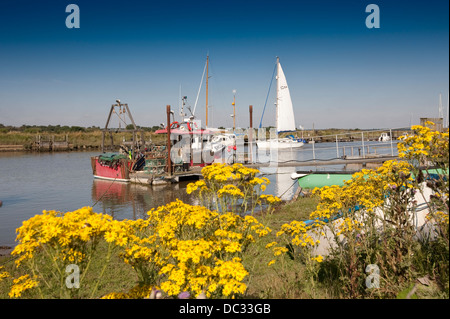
[{"x1": 0, "y1": 141, "x2": 397, "y2": 247}]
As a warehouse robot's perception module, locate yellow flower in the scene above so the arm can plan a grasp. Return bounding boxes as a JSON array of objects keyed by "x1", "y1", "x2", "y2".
[
  {"x1": 8, "y1": 275, "x2": 39, "y2": 298},
  {"x1": 217, "y1": 184, "x2": 244, "y2": 198},
  {"x1": 267, "y1": 260, "x2": 276, "y2": 266},
  {"x1": 310, "y1": 255, "x2": 323, "y2": 263},
  {"x1": 0, "y1": 267, "x2": 10, "y2": 281}
]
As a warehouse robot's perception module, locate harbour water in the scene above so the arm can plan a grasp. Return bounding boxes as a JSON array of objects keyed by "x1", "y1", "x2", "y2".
[{"x1": 0, "y1": 140, "x2": 398, "y2": 247}]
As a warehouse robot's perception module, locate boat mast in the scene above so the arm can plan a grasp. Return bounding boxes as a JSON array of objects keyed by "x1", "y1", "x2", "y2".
[
  {"x1": 276, "y1": 56, "x2": 279, "y2": 133},
  {"x1": 206, "y1": 54, "x2": 209, "y2": 127}
]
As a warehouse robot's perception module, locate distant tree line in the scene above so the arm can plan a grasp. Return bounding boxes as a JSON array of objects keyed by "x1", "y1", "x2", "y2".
[{"x1": 0, "y1": 124, "x2": 163, "y2": 134}]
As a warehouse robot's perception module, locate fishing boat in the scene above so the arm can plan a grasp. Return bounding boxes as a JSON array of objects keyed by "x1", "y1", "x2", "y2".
[
  {"x1": 91, "y1": 100, "x2": 148, "y2": 182},
  {"x1": 154, "y1": 120, "x2": 222, "y2": 167},
  {"x1": 257, "y1": 57, "x2": 305, "y2": 149},
  {"x1": 91, "y1": 153, "x2": 133, "y2": 182}
]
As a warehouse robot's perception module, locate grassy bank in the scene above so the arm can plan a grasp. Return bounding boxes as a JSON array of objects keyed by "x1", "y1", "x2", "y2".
[
  {"x1": 0, "y1": 127, "x2": 411, "y2": 151},
  {"x1": 0, "y1": 131, "x2": 167, "y2": 150}
]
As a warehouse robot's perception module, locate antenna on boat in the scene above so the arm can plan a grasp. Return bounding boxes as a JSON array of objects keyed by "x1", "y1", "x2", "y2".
[
  {"x1": 180, "y1": 95, "x2": 188, "y2": 118},
  {"x1": 232, "y1": 89, "x2": 236, "y2": 130},
  {"x1": 206, "y1": 54, "x2": 209, "y2": 127},
  {"x1": 193, "y1": 56, "x2": 207, "y2": 118}
]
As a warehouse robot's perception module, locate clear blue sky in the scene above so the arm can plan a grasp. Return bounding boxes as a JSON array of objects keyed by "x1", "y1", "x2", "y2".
[{"x1": 0, "y1": 0, "x2": 448, "y2": 129}]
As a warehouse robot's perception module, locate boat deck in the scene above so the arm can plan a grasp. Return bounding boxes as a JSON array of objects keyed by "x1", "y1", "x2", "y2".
[{"x1": 245, "y1": 155, "x2": 399, "y2": 168}]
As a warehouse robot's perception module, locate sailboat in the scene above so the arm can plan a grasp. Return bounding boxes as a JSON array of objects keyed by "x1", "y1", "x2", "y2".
[{"x1": 257, "y1": 57, "x2": 305, "y2": 149}]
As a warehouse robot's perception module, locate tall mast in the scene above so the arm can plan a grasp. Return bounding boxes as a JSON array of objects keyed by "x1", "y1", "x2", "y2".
[
  {"x1": 276, "y1": 56, "x2": 279, "y2": 133},
  {"x1": 206, "y1": 54, "x2": 209, "y2": 127}
]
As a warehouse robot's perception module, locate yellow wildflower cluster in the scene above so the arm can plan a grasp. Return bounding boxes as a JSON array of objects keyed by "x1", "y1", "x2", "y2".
[
  {"x1": 8, "y1": 196, "x2": 273, "y2": 299},
  {"x1": 13, "y1": 207, "x2": 114, "y2": 266},
  {"x1": 427, "y1": 210, "x2": 449, "y2": 228},
  {"x1": 260, "y1": 194, "x2": 281, "y2": 204},
  {"x1": 376, "y1": 160, "x2": 415, "y2": 191},
  {"x1": 217, "y1": 184, "x2": 245, "y2": 198},
  {"x1": 101, "y1": 285, "x2": 157, "y2": 299},
  {"x1": 310, "y1": 160, "x2": 415, "y2": 226},
  {"x1": 186, "y1": 163, "x2": 277, "y2": 216},
  {"x1": 336, "y1": 217, "x2": 362, "y2": 236},
  {"x1": 143, "y1": 199, "x2": 271, "y2": 298},
  {"x1": 8, "y1": 274, "x2": 39, "y2": 298},
  {"x1": 310, "y1": 255, "x2": 323, "y2": 263},
  {"x1": 398, "y1": 123, "x2": 449, "y2": 162},
  {"x1": 276, "y1": 220, "x2": 319, "y2": 249},
  {"x1": 10, "y1": 206, "x2": 153, "y2": 298},
  {"x1": 201, "y1": 163, "x2": 260, "y2": 184},
  {"x1": 310, "y1": 185, "x2": 345, "y2": 220},
  {"x1": 186, "y1": 180, "x2": 207, "y2": 195},
  {"x1": 0, "y1": 266, "x2": 10, "y2": 281}
]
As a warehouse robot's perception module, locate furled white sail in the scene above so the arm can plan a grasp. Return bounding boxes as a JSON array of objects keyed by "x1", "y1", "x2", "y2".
[{"x1": 276, "y1": 62, "x2": 296, "y2": 133}]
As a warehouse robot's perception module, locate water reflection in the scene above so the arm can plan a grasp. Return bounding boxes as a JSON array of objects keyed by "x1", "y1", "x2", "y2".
[{"x1": 91, "y1": 179, "x2": 197, "y2": 220}]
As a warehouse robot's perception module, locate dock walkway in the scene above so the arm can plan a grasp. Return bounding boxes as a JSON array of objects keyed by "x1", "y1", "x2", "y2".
[{"x1": 129, "y1": 155, "x2": 398, "y2": 185}]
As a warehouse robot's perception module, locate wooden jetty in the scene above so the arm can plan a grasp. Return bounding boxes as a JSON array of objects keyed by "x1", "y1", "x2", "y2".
[
  {"x1": 32, "y1": 135, "x2": 71, "y2": 151},
  {"x1": 0, "y1": 144, "x2": 25, "y2": 152}
]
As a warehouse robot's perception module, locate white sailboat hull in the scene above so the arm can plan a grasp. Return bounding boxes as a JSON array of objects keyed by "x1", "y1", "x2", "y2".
[{"x1": 257, "y1": 138, "x2": 304, "y2": 149}]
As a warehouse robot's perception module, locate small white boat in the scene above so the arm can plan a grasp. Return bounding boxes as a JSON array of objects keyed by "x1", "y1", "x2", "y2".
[{"x1": 378, "y1": 132, "x2": 391, "y2": 142}]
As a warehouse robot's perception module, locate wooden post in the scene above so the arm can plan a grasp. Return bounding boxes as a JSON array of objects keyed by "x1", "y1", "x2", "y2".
[
  {"x1": 336, "y1": 135, "x2": 339, "y2": 158},
  {"x1": 361, "y1": 132, "x2": 365, "y2": 158},
  {"x1": 109, "y1": 131, "x2": 114, "y2": 151},
  {"x1": 312, "y1": 137, "x2": 316, "y2": 159},
  {"x1": 166, "y1": 105, "x2": 172, "y2": 176},
  {"x1": 249, "y1": 105, "x2": 253, "y2": 163},
  {"x1": 101, "y1": 131, "x2": 105, "y2": 152},
  {"x1": 390, "y1": 128, "x2": 394, "y2": 156}
]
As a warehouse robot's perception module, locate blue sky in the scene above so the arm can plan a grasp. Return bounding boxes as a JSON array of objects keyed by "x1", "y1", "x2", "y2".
[{"x1": 0, "y1": 0, "x2": 448, "y2": 129}]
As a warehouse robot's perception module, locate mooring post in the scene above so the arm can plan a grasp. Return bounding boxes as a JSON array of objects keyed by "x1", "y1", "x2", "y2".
[
  {"x1": 336, "y1": 135, "x2": 339, "y2": 158},
  {"x1": 390, "y1": 128, "x2": 394, "y2": 156},
  {"x1": 166, "y1": 105, "x2": 172, "y2": 176},
  {"x1": 101, "y1": 131, "x2": 105, "y2": 152},
  {"x1": 312, "y1": 137, "x2": 316, "y2": 160},
  {"x1": 249, "y1": 105, "x2": 253, "y2": 163},
  {"x1": 361, "y1": 132, "x2": 366, "y2": 158}
]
